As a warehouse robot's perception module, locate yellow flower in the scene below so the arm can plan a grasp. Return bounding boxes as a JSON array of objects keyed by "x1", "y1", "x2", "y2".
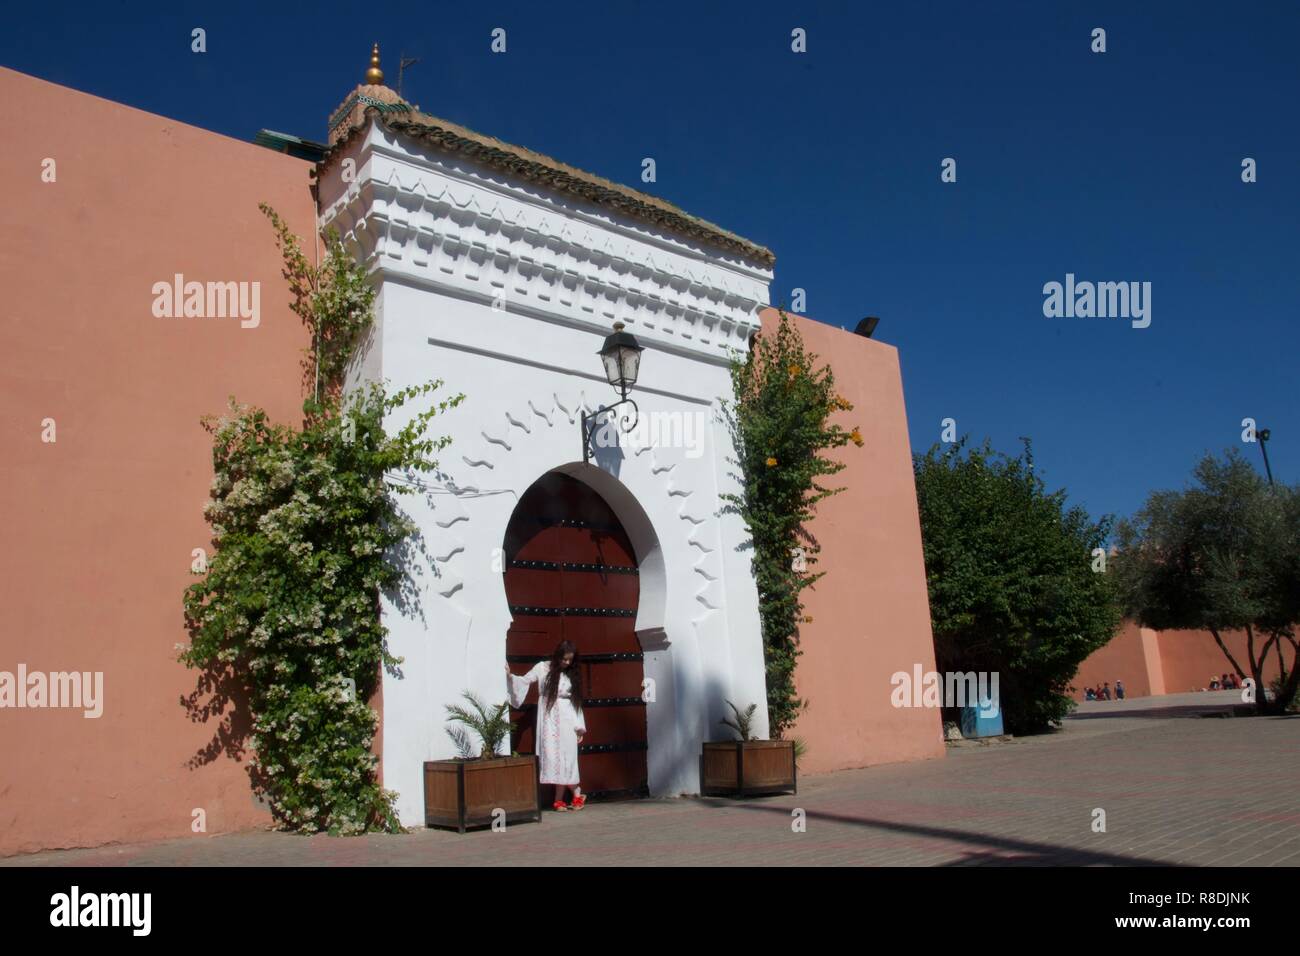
[
  {"x1": 803, "y1": 615, "x2": 814, "y2": 624},
  {"x1": 765, "y1": 456, "x2": 778, "y2": 467},
  {"x1": 787, "y1": 364, "x2": 800, "y2": 378},
  {"x1": 849, "y1": 426, "x2": 864, "y2": 447}
]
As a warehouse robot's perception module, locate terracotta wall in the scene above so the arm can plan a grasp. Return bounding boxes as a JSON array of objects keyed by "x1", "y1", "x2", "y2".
[
  {"x1": 761, "y1": 309, "x2": 946, "y2": 773},
  {"x1": 1073, "y1": 623, "x2": 1284, "y2": 700},
  {"x1": 0, "y1": 68, "x2": 316, "y2": 856},
  {"x1": 1155, "y1": 629, "x2": 1283, "y2": 695},
  {"x1": 1070, "y1": 621, "x2": 1155, "y2": 698}
]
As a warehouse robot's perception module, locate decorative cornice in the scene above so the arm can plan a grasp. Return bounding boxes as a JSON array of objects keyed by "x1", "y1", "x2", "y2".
[
  {"x1": 319, "y1": 135, "x2": 771, "y2": 362},
  {"x1": 320, "y1": 108, "x2": 775, "y2": 268}
]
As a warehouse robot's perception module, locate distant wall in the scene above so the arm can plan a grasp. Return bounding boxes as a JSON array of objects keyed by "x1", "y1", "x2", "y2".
[
  {"x1": 1073, "y1": 622, "x2": 1284, "y2": 700},
  {"x1": 765, "y1": 309, "x2": 946, "y2": 773},
  {"x1": 0, "y1": 67, "x2": 316, "y2": 856},
  {"x1": 1071, "y1": 621, "x2": 1155, "y2": 698},
  {"x1": 1155, "y1": 629, "x2": 1283, "y2": 695}
]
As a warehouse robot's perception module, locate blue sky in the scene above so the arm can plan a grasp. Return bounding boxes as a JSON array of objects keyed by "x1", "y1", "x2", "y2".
[{"x1": 6, "y1": 0, "x2": 1296, "y2": 525}]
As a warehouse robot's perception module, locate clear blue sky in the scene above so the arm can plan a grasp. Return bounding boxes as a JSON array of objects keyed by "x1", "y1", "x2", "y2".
[{"x1": 6, "y1": 1, "x2": 1296, "y2": 525}]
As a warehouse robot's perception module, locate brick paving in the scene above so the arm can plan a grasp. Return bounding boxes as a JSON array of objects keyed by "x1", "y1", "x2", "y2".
[{"x1": 6, "y1": 692, "x2": 1297, "y2": 866}]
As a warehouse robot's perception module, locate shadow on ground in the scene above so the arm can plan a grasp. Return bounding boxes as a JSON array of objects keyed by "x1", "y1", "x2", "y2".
[
  {"x1": 1065, "y1": 703, "x2": 1245, "y2": 721},
  {"x1": 690, "y1": 797, "x2": 1176, "y2": 866}
]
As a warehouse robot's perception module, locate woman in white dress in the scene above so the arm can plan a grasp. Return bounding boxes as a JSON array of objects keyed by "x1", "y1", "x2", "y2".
[{"x1": 505, "y1": 640, "x2": 588, "y2": 811}]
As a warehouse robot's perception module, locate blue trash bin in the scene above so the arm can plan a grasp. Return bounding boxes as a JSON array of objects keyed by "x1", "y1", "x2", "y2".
[{"x1": 959, "y1": 696, "x2": 1004, "y2": 738}]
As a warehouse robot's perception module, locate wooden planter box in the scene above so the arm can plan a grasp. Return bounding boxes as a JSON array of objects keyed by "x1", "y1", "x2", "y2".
[
  {"x1": 424, "y1": 755, "x2": 541, "y2": 833},
  {"x1": 700, "y1": 740, "x2": 797, "y2": 797}
]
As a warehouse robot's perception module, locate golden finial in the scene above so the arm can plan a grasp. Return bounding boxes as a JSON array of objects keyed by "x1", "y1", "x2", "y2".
[{"x1": 365, "y1": 43, "x2": 384, "y2": 85}]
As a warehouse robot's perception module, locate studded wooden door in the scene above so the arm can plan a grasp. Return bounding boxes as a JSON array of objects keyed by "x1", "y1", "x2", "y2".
[{"x1": 503, "y1": 473, "x2": 648, "y2": 800}]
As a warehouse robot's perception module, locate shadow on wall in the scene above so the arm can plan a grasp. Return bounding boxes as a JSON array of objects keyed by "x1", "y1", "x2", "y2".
[
  {"x1": 385, "y1": 480, "x2": 441, "y2": 661},
  {"x1": 677, "y1": 670, "x2": 776, "y2": 796},
  {"x1": 179, "y1": 669, "x2": 258, "y2": 776},
  {"x1": 588, "y1": 410, "x2": 627, "y2": 477},
  {"x1": 178, "y1": 473, "x2": 442, "y2": 806}
]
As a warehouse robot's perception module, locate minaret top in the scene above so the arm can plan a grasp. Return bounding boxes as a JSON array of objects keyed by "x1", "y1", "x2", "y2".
[
  {"x1": 365, "y1": 43, "x2": 384, "y2": 85},
  {"x1": 327, "y1": 43, "x2": 411, "y2": 146}
]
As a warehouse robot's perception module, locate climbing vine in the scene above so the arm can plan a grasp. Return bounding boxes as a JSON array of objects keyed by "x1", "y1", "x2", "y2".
[
  {"x1": 721, "y1": 309, "x2": 862, "y2": 737},
  {"x1": 180, "y1": 204, "x2": 463, "y2": 834}
]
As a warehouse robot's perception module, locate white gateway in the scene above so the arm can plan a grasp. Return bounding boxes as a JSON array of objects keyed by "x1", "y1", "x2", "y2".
[{"x1": 317, "y1": 79, "x2": 774, "y2": 824}]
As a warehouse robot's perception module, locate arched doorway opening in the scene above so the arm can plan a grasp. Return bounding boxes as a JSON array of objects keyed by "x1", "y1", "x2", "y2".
[{"x1": 503, "y1": 471, "x2": 649, "y2": 801}]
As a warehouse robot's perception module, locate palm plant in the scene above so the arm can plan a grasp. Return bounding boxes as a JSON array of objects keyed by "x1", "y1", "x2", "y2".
[
  {"x1": 445, "y1": 692, "x2": 514, "y2": 759},
  {"x1": 720, "y1": 700, "x2": 759, "y2": 741}
]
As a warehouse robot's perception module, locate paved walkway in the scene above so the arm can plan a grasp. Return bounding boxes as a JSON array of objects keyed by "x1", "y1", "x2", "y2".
[{"x1": 7, "y1": 692, "x2": 1297, "y2": 866}]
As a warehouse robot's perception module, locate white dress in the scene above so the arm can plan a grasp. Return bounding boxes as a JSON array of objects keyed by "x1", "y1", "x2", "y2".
[{"x1": 507, "y1": 661, "x2": 586, "y2": 786}]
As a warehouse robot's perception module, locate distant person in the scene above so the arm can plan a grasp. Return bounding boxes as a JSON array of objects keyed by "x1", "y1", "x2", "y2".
[
  {"x1": 1085, "y1": 687, "x2": 1096, "y2": 701},
  {"x1": 1101, "y1": 682, "x2": 1112, "y2": 700},
  {"x1": 1221, "y1": 673, "x2": 1234, "y2": 691},
  {"x1": 1115, "y1": 680, "x2": 1125, "y2": 700},
  {"x1": 1210, "y1": 676, "x2": 1221, "y2": 690}
]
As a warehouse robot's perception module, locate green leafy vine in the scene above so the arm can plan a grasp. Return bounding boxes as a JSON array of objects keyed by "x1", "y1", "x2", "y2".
[
  {"x1": 721, "y1": 309, "x2": 862, "y2": 737},
  {"x1": 179, "y1": 204, "x2": 463, "y2": 834}
]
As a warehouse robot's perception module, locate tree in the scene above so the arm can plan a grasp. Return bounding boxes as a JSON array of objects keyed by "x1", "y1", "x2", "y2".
[
  {"x1": 1113, "y1": 449, "x2": 1300, "y2": 715},
  {"x1": 914, "y1": 439, "x2": 1121, "y2": 734}
]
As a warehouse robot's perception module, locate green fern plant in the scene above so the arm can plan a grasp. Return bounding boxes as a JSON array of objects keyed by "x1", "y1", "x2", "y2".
[
  {"x1": 720, "y1": 700, "x2": 759, "y2": 742},
  {"x1": 446, "y1": 692, "x2": 514, "y2": 760}
]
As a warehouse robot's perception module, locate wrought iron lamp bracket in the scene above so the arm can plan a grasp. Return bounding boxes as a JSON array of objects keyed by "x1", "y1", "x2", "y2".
[{"x1": 581, "y1": 396, "x2": 639, "y2": 463}]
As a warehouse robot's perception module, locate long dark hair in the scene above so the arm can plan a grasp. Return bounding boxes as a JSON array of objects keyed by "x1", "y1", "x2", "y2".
[{"x1": 543, "y1": 640, "x2": 582, "y2": 710}]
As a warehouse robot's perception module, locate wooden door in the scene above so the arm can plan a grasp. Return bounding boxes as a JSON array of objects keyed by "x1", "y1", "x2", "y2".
[{"x1": 503, "y1": 473, "x2": 648, "y2": 799}]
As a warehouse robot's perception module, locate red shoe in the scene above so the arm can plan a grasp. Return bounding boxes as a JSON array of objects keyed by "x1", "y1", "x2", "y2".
[
  {"x1": 570, "y1": 794, "x2": 586, "y2": 811},
  {"x1": 552, "y1": 800, "x2": 569, "y2": 812}
]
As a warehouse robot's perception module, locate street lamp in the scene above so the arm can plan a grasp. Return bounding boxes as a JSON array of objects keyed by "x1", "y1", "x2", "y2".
[
  {"x1": 582, "y1": 322, "x2": 644, "y2": 462},
  {"x1": 1256, "y1": 427, "x2": 1283, "y2": 684},
  {"x1": 1258, "y1": 428, "x2": 1275, "y2": 487}
]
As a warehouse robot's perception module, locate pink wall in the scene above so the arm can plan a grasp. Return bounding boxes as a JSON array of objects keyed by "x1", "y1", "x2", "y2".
[
  {"x1": 761, "y1": 309, "x2": 945, "y2": 773},
  {"x1": 0, "y1": 68, "x2": 316, "y2": 856},
  {"x1": 1071, "y1": 621, "x2": 1154, "y2": 698},
  {"x1": 1073, "y1": 623, "x2": 1284, "y2": 700},
  {"x1": 1156, "y1": 629, "x2": 1283, "y2": 695}
]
